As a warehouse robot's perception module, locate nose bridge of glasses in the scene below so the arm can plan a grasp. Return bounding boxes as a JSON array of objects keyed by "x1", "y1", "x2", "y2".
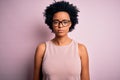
[
  {"x1": 58, "y1": 21, "x2": 63, "y2": 27},
  {"x1": 60, "y1": 21, "x2": 63, "y2": 24}
]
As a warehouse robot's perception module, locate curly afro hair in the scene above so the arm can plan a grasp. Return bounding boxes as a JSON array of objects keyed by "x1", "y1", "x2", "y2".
[{"x1": 44, "y1": 1, "x2": 80, "y2": 32}]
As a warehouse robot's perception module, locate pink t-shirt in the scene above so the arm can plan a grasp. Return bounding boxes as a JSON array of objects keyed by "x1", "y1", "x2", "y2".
[{"x1": 42, "y1": 40, "x2": 81, "y2": 80}]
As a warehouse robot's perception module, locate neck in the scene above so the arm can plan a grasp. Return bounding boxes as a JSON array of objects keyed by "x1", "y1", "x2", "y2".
[{"x1": 52, "y1": 35, "x2": 72, "y2": 46}]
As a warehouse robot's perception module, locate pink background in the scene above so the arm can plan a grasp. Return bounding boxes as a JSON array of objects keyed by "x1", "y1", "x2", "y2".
[{"x1": 0, "y1": 0, "x2": 120, "y2": 80}]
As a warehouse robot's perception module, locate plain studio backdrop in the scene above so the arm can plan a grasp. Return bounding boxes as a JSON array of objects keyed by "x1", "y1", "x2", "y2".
[{"x1": 0, "y1": 0, "x2": 120, "y2": 80}]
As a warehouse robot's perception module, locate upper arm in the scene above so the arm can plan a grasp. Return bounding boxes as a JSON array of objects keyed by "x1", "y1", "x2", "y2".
[
  {"x1": 78, "y1": 43, "x2": 90, "y2": 80},
  {"x1": 33, "y1": 43, "x2": 46, "y2": 80}
]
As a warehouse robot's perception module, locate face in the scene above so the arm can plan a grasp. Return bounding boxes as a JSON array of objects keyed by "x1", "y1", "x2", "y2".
[{"x1": 52, "y1": 11, "x2": 72, "y2": 37}]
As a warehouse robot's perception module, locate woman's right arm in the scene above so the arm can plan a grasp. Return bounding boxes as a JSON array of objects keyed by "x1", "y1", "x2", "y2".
[{"x1": 33, "y1": 43, "x2": 45, "y2": 80}]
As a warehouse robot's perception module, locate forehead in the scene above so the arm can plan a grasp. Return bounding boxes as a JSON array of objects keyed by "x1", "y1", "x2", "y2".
[{"x1": 53, "y1": 11, "x2": 70, "y2": 20}]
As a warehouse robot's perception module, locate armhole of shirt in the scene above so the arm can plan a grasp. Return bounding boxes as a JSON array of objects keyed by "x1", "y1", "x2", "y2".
[
  {"x1": 42, "y1": 41, "x2": 48, "y2": 62},
  {"x1": 75, "y1": 41, "x2": 81, "y2": 60}
]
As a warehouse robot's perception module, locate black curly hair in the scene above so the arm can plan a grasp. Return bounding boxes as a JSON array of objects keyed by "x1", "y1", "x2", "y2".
[{"x1": 44, "y1": 1, "x2": 79, "y2": 32}]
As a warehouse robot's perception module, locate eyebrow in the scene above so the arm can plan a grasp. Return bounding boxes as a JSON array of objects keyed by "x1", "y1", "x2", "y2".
[{"x1": 53, "y1": 19, "x2": 70, "y2": 21}]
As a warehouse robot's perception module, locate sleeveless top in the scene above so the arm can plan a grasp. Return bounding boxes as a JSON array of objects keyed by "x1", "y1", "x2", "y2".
[{"x1": 42, "y1": 40, "x2": 81, "y2": 80}]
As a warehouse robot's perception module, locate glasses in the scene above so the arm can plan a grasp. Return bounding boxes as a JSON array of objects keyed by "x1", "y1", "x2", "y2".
[{"x1": 52, "y1": 20, "x2": 71, "y2": 27}]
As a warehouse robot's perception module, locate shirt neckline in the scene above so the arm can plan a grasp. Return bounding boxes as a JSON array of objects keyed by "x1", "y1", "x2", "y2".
[{"x1": 50, "y1": 39, "x2": 73, "y2": 47}]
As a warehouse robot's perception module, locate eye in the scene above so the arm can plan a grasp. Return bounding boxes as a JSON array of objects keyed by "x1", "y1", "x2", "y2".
[
  {"x1": 62, "y1": 21, "x2": 69, "y2": 24},
  {"x1": 53, "y1": 21, "x2": 59, "y2": 24}
]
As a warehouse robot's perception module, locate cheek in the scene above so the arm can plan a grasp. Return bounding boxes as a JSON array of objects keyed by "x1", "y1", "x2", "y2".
[
  {"x1": 68, "y1": 24, "x2": 72, "y2": 31},
  {"x1": 64, "y1": 27, "x2": 70, "y2": 33},
  {"x1": 52, "y1": 27, "x2": 58, "y2": 33}
]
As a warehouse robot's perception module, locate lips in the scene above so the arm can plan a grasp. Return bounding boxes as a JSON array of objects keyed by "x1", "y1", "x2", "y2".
[{"x1": 58, "y1": 30, "x2": 64, "y2": 33}]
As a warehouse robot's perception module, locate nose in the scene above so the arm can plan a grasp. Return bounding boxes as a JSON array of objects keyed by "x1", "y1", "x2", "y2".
[{"x1": 58, "y1": 22, "x2": 63, "y2": 28}]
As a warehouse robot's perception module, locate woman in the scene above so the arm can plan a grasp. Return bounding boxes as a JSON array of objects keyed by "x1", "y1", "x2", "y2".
[{"x1": 33, "y1": 1, "x2": 90, "y2": 80}]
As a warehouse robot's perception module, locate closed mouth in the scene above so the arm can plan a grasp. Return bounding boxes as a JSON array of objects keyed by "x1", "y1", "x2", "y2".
[{"x1": 58, "y1": 30, "x2": 64, "y2": 32}]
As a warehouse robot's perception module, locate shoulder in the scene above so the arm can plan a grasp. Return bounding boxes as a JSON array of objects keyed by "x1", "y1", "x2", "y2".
[
  {"x1": 37, "y1": 43, "x2": 46, "y2": 51},
  {"x1": 78, "y1": 43, "x2": 88, "y2": 58},
  {"x1": 35, "y1": 42, "x2": 46, "y2": 58},
  {"x1": 78, "y1": 43, "x2": 87, "y2": 51}
]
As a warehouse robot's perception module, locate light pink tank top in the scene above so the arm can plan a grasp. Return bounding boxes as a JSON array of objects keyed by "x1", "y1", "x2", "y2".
[{"x1": 42, "y1": 40, "x2": 81, "y2": 80}]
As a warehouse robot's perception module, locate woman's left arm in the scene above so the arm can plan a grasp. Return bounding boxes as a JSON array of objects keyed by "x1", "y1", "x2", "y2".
[{"x1": 78, "y1": 44, "x2": 90, "y2": 80}]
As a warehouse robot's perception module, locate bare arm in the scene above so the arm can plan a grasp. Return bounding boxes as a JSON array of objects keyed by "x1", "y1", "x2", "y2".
[
  {"x1": 78, "y1": 44, "x2": 90, "y2": 80},
  {"x1": 33, "y1": 43, "x2": 45, "y2": 80}
]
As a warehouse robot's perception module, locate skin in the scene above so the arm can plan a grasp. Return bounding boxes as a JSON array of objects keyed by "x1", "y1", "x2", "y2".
[{"x1": 33, "y1": 11, "x2": 90, "y2": 80}]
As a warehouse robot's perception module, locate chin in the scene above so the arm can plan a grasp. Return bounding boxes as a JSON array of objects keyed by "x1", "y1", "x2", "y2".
[{"x1": 56, "y1": 33, "x2": 67, "y2": 37}]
